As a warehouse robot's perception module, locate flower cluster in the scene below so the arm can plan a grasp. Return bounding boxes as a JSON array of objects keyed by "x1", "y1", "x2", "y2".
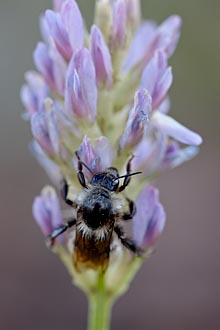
[{"x1": 21, "y1": 0, "x2": 202, "y2": 293}]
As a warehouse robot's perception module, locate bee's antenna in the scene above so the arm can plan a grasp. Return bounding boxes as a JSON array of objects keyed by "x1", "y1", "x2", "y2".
[
  {"x1": 75, "y1": 151, "x2": 94, "y2": 175},
  {"x1": 115, "y1": 171, "x2": 142, "y2": 181}
]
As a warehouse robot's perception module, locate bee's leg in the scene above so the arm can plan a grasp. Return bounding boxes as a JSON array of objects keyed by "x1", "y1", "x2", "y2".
[
  {"x1": 61, "y1": 178, "x2": 77, "y2": 207},
  {"x1": 118, "y1": 155, "x2": 134, "y2": 192},
  {"x1": 75, "y1": 152, "x2": 87, "y2": 188},
  {"x1": 122, "y1": 198, "x2": 136, "y2": 220},
  {"x1": 114, "y1": 225, "x2": 142, "y2": 255},
  {"x1": 47, "y1": 219, "x2": 76, "y2": 246}
]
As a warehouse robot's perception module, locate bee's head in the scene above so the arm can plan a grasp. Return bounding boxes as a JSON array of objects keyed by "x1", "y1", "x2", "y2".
[
  {"x1": 90, "y1": 167, "x2": 119, "y2": 191},
  {"x1": 81, "y1": 189, "x2": 113, "y2": 230}
]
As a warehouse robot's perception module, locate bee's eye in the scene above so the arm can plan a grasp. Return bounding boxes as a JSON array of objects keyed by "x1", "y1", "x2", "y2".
[{"x1": 112, "y1": 179, "x2": 119, "y2": 190}]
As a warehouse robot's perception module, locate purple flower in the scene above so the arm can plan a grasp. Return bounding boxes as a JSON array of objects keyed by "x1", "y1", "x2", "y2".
[
  {"x1": 31, "y1": 141, "x2": 62, "y2": 187},
  {"x1": 90, "y1": 25, "x2": 113, "y2": 88},
  {"x1": 161, "y1": 141, "x2": 199, "y2": 170},
  {"x1": 20, "y1": 71, "x2": 48, "y2": 117},
  {"x1": 155, "y1": 15, "x2": 182, "y2": 58},
  {"x1": 45, "y1": 10, "x2": 73, "y2": 60},
  {"x1": 33, "y1": 186, "x2": 64, "y2": 240},
  {"x1": 33, "y1": 42, "x2": 67, "y2": 95},
  {"x1": 152, "y1": 111, "x2": 203, "y2": 146},
  {"x1": 119, "y1": 89, "x2": 152, "y2": 150},
  {"x1": 111, "y1": 0, "x2": 127, "y2": 48},
  {"x1": 45, "y1": 0, "x2": 84, "y2": 60},
  {"x1": 31, "y1": 106, "x2": 57, "y2": 155},
  {"x1": 122, "y1": 21, "x2": 156, "y2": 72},
  {"x1": 132, "y1": 133, "x2": 200, "y2": 177},
  {"x1": 132, "y1": 133, "x2": 167, "y2": 177},
  {"x1": 31, "y1": 99, "x2": 73, "y2": 158},
  {"x1": 157, "y1": 97, "x2": 170, "y2": 114},
  {"x1": 133, "y1": 185, "x2": 166, "y2": 249},
  {"x1": 141, "y1": 50, "x2": 173, "y2": 110},
  {"x1": 53, "y1": 102, "x2": 81, "y2": 140},
  {"x1": 122, "y1": 15, "x2": 182, "y2": 72},
  {"x1": 74, "y1": 135, "x2": 115, "y2": 180},
  {"x1": 64, "y1": 48, "x2": 97, "y2": 123},
  {"x1": 39, "y1": 14, "x2": 51, "y2": 45}
]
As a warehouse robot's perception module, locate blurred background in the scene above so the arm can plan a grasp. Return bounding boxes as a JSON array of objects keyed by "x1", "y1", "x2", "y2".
[{"x1": 0, "y1": 1, "x2": 219, "y2": 329}]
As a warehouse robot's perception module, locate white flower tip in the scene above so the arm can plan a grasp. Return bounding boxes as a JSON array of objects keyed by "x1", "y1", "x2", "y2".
[
  {"x1": 164, "y1": 15, "x2": 182, "y2": 31},
  {"x1": 42, "y1": 185, "x2": 57, "y2": 198},
  {"x1": 170, "y1": 14, "x2": 182, "y2": 26},
  {"x1": 193, "y1": 133, "x2": 203, "y2": 146}
]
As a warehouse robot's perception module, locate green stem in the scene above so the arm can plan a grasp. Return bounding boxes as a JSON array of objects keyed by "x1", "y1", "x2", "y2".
[{"x1": 87, "y1": 274, "x2": 112, "y2": 330}]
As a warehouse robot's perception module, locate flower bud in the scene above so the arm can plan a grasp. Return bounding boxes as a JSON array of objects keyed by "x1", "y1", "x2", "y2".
[
  {"x1": 90, "y1": 25, "x2": 113, "y2": 88},
  {"x1": 31, "y1": 99, "x2": 59, "y2": 155},
  {"x1": 33, "y1": 42, "x2": 67, "y2": 95},
  {"x1": 111, "y1": 0, "x2": 127, "y2": 48},
  {"x1": 119, "y1": 89, "x2": 152, "y2": 150},
  {"x1": 155, "y1": 15, "x2": 182, "y2": 58},
  {"x1": 74, "y1": 135, "x2": 115, "y2": 179},
  {"x1": 122, "y1": 21, "x2": 156, "y2": 72},
  {"x1": 122, "y1": 15, "x2": 182, "y2": 72},
  {"x1": 31, "y1": 111, "x2": 53, "y2": 155},
  {"x1": 33, "y1": 186, "x2": 64, "y2": 241},
  {"x1": 141, "y1": 49, "x2": 173, "y2": 110},
  {"x1": 20, "y1": 71, "x2": 48, "y2": 117},
  {"x1": 45, "y1": 10, "x2": 72, "y2": 60},
  {"x1": 65, "y1": 48, "x2": 97, "y2": 123},
  {"x1": 46, "y1": 0, "x2": 84, "y2": 60},
  {"x1": 133, "y1": 185, "x2": 166, "y2": 249}
]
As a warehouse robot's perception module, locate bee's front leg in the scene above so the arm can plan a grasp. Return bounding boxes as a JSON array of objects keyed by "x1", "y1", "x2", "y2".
[
  {"x1": 114, "y1": 225, "x2": 143, "y2": 256},
  {"x1": 118, "y1": 155, "x2": 134, "y2": 192},
  {"x1": 122, "y1": 198, "x2": 136, "y2": 220},
  {"x1": 61, "y1": 178, "x2": 77, "y2": 207},
  {"x1": 75, "y1": 151, "x2": 88, "y2": 188}
]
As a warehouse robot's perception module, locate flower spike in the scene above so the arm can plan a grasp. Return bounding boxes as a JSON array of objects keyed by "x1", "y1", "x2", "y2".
[{"x1": 21, "y1": 1, "x2": 202, "y2": 329}]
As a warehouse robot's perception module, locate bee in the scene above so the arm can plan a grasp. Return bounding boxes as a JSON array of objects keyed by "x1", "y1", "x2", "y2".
[{"x1": 49, "y1": 152, "x2": 142, "y2": 271}]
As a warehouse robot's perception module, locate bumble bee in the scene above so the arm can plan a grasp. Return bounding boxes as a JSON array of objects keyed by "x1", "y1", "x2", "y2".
[{"x1": 49, "y1": 152, "x2": 142, "y2": 271}]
